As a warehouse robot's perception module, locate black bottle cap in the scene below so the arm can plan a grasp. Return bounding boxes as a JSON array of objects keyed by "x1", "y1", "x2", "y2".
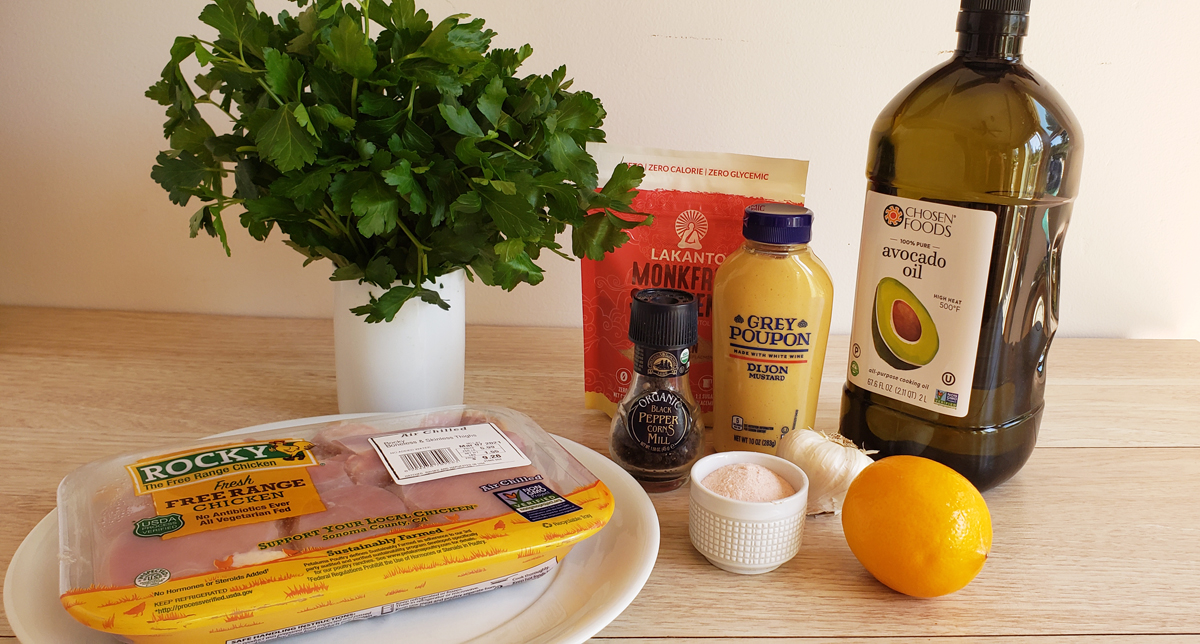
[
  {"x1": 957, "y1": 0, "x2": 1029, "y2": 36},
  {"x1": 960, "y1": 0, "x2": 1030, "y2": 12},
  {"x1": 628, "y1": 289, "x2": 698, "y2": 350},
  {"x1": 743, "y1": 203, "x2": 814, "y2": 245}
]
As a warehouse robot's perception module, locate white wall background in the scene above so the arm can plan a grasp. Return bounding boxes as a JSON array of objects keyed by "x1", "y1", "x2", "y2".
[{"x1": 1, "y1": 0, "x2": 1197, "y2": 339}]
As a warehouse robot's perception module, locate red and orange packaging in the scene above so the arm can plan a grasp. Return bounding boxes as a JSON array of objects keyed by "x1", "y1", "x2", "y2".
[
  {"x1": 57, "y1": 406, "x2": 613, "y2": 643},
  {"x1": 582, "y1": 145, "x2": 810, "y2": 424}
]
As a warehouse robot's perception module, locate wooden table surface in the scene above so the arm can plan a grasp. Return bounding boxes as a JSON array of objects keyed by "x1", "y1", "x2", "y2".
[{"x1": 2, "y1": 306, "x2": 1199, "y2": 643}]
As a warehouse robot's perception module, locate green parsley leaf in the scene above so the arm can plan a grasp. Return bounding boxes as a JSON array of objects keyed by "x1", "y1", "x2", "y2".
[
  {"x1": 572, "y1": 210, "x2": 649, "y2": 260},
  {"x1": 381, "y1": 159, "x2": 429, "y2": 214},
  {"x1": 287, "y1": 4, "x2": 319, "y2": 53},
  {"x1": 352, "y1": 176, "x2": 400, "y2": 237},
  {"x1": 476, "y1": 76, "x2": 507, "y2": 127},
  {"x1": 293, "y1": 104, "x2": 318, "y2": 137},
  {"x1": 318, "y1": 16, "x2": 377, "y2": 80},
  {"x1": 479, "y1": 184, "x2": 542, "y2": 239},
  {"x1": 437, "y1": 102, "x2": 484, "y2": 137},
  {"x1": 363, "y1": 255, "x2": 398, "y2": 287},
  {"x1": 543, "y1": 131, "x2": 597, "y2": 191},
  {"x1": 263, "y1": 48, "x2": 303, "y2": 101},
  {"x1": 169, "y1": 114, "x2": 216, "y2": 158},
  {"x1": 194, "y1": 42, "x2": 216, "y2": 66},
  {"x1": 198, "y1": 0, "x2": 265, "y2": 57},
  {"x1": 589, "y1": 161, "x2": 645, "y2": 212},
  {"x1": 494, "y1": 238, "x2": 524, "y2": 262},
  {"x1": 254, "y1": 105, "x2": 319, "y2": 172},
  {"x1": 271, "y1": 168, "x2": 334, "y2": 199},
  {"x1": 492, "y1": 249, "x2": 544, "y2": 290},
  {"x1": 552, "y1": 91, "x2": 603, "y2": 131},
  {"x1": 351, "y1": 284, "x2": 448, "y2": 323},
  {"x1": 234, "y1": 159, "x2": 260, "y2": 200},
  {"x1": 189, "y1": 204, "x2": 212, "y2": 238},
  {"x1": 359, "y1": 92, "x2": 400, "y2": 117},
  {"x1": 210, "y1": 206, "x2": 232, "y2": 256},
  {"x1": 391, "y1": 0, "x2": 432, "y2": 33},
  {"x1": 151, "y1": 151, "x2": 207, "y2": 206},
  {"x1": 205, "y1": 134, "x2": 250, "y2": 160},
  {"x1": 415, "y1": 16, "x2": 492, "y2": 66},
  {"x1": 308, "y1": 103, "x2": 356, "y2": 131},
  {"x1": 331, "y1": 264, "x2": 366, "y2": 281},
  {"x1": 145, "y1": 79, "x2": 173, "y2": 105}
]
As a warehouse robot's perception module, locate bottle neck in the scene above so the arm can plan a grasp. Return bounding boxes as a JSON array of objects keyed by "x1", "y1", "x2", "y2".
[
  {"x1": 955, "y1": 10, "x2": 1027, "y2": 62},
  {"x1": 630, "y1": 372, "x2": 694, "y2": 398},
  {"x1": 744, "y1": 239, "x2": 809, "y2": 255}
]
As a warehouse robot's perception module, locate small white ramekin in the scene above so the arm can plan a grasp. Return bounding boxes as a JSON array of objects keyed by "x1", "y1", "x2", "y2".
[{"x1": 688, "y1": 451, "x2": 809, "y2": 575}]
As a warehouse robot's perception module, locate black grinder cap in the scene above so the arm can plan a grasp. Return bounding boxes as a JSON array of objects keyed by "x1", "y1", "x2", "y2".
[{"x1": 628, "y1": 289, "x2": 698, "y2": 350}]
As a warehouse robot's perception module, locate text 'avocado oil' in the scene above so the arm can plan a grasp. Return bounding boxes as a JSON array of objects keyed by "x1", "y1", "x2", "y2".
[{"x1": 840, "y1": 0, "x2": 1083, "y2": 491}]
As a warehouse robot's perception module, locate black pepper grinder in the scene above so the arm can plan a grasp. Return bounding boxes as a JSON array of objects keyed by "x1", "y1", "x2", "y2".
[{"x1": 609, "y1": 288, "x2": 705, "y2": 492}]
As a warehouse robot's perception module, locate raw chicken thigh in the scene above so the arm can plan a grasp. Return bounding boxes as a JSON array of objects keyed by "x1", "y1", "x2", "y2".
[
  {"x1": 78, "y1": 408, "x2": 597, "y2": 588},
  {"x1": 99, "y1": 520, "x2": 281, "y2": 587}
]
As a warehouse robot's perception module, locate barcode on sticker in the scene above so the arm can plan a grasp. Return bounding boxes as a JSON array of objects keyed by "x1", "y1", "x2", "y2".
[
  {"x1": 367, "y1": 422, "x2": 534, "y2": 485},
  {"x1": 399, "y1": 448, "x2": 459, "y2": 472}
]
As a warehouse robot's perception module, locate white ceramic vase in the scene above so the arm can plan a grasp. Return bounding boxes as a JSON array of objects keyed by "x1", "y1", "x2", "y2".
[{"x1": 333, "y1": 270, "x2": 466, "y2": 413}]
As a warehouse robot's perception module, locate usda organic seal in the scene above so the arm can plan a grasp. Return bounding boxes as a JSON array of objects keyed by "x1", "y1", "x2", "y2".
[{"x1": 135, "y1": 568, "x2": 171, "y2": 588}]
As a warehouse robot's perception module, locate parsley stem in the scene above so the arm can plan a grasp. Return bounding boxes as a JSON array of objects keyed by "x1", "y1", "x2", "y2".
[
  {"x1": 360, "y1": 0, "x2": 371, "y2": 42},
  {"x1": 406, "y1": 81, "x2": 417, "y2": 120},
  {"x1": 490, "y1": 139, "x2": 532, "y2": 161},
  {"x1": 256, "y1": 78, "x2": 285, "y2": 107},
  {"x1": 197, "y1": 39, "x2": 237, "y2": 62},
  {"x1": 308, "y1": 218, "x2": 337, "y2": 236},
  {"x1": 321, "y1": 206, "x2": 368, "y2": 257},
  {"x1": 197, "y1": 97, "x2": 237, "y2": 122},
  {"x1": 395, "y1": 217, "x2": 430, "y2": 252},
  {"x1": 350, "y1": 78, "x2": 359, "y2": 118}
]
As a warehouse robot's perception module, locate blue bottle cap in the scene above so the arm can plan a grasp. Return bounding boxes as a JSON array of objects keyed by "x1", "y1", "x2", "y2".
[{"x1": 743, "y1": 203, "x2": 813, "y2": 245}]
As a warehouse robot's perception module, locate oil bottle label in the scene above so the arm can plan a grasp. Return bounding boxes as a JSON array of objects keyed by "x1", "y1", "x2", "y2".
[
  {"x1": 846, "y1": 191, "x2": 996, "y2": 417},
  {"x1": 626, "y1": 390, "x2": 691, "y2": 453}
]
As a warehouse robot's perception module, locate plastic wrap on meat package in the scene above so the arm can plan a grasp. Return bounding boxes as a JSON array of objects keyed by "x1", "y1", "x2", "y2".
[{"x1": 57, "y1": 406, "x2": 614, "y2": 643}]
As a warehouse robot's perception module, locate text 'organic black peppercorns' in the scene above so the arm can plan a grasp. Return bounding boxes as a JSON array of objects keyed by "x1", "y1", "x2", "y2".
[{"x1": 608, "y1": 289, "x2": 706, "y2": 492}]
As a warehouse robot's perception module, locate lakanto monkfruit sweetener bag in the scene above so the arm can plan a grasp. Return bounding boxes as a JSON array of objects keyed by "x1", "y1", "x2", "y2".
[
  {"x1": 582, "y1": 145, "x2": 809, "y2": 424},
  {"x1": 57, "y1": 406, "x2": 612, "y2": 643}
]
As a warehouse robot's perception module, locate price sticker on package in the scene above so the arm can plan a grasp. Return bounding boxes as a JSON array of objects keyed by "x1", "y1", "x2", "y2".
[{"x1": 368, "y1": 423, "x2": 532, "y2": 485}]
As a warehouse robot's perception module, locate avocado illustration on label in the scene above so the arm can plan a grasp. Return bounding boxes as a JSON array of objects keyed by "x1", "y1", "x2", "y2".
[{"x1": 871, "y1": 277, "x2": 939, "y2": 370}]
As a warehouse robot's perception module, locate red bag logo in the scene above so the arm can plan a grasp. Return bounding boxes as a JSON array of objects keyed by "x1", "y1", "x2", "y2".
[{"x1": 675, "y1": 209, "x2": 708, "y2": 249}]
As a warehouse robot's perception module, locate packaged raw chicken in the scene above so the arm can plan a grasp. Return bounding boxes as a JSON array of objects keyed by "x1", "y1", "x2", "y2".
[{"x1": 58, "y1": 406, "x2": 614, "y2": 643}]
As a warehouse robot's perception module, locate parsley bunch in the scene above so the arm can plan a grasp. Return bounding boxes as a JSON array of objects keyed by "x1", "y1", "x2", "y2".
[{"x1": 149, "y1": 0, "x2": 649, "y2": 321}]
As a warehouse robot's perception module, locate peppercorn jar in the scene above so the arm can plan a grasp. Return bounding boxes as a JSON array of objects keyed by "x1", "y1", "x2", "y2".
[{"x1": 609, "y1": 288, "x2": 706, "y2": 492}]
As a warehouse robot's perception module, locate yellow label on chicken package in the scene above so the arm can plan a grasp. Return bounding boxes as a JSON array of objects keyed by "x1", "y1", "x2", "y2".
[
  {"x1": 124, "y1": 440, "x2": 326, "y2": 539},
  {"x1": 61, "y1": 482, "x2": 615, "y2": 644}
]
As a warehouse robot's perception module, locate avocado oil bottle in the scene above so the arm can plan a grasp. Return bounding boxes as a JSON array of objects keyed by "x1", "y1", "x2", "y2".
[{"x1": 840, "y1": 0, "x2": 1083, "y2": 491}]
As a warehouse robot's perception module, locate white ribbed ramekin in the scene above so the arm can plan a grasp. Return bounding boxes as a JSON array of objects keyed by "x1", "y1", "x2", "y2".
[{"x1": 688, "y1": 451, "x2": 809, "y2": 574}]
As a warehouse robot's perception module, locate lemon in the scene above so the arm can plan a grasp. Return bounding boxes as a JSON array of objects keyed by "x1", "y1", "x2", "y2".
[{"x1": 841, "y1": 455, "x2": 992, "y2": 597}]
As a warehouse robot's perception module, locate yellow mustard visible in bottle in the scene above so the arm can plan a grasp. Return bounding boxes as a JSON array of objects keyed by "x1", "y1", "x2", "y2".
[{"x1": 713, "y1": 204, "x2": 833, "y2": 454}]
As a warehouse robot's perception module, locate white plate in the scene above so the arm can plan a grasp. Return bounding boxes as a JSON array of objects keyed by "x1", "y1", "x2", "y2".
[{"x1": 4, "y1": 415, "x2": 659, "y2": 644}]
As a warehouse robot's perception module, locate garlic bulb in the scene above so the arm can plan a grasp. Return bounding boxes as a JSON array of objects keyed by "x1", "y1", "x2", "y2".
[{"x1": 777, "y1": 428, "x2": 875, "y2": 515}]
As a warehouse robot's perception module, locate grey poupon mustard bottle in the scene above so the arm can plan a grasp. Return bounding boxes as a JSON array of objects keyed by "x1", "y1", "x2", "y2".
[
  {"x1": 609, "y1": 289, "x2": 705, "y2": 492},
  {"x1": 840, "y1": 0, "x2": 1083, "y2": 491},
  {"x1": 712, "y1": 204, "x2": 834, "y2": 455}
]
